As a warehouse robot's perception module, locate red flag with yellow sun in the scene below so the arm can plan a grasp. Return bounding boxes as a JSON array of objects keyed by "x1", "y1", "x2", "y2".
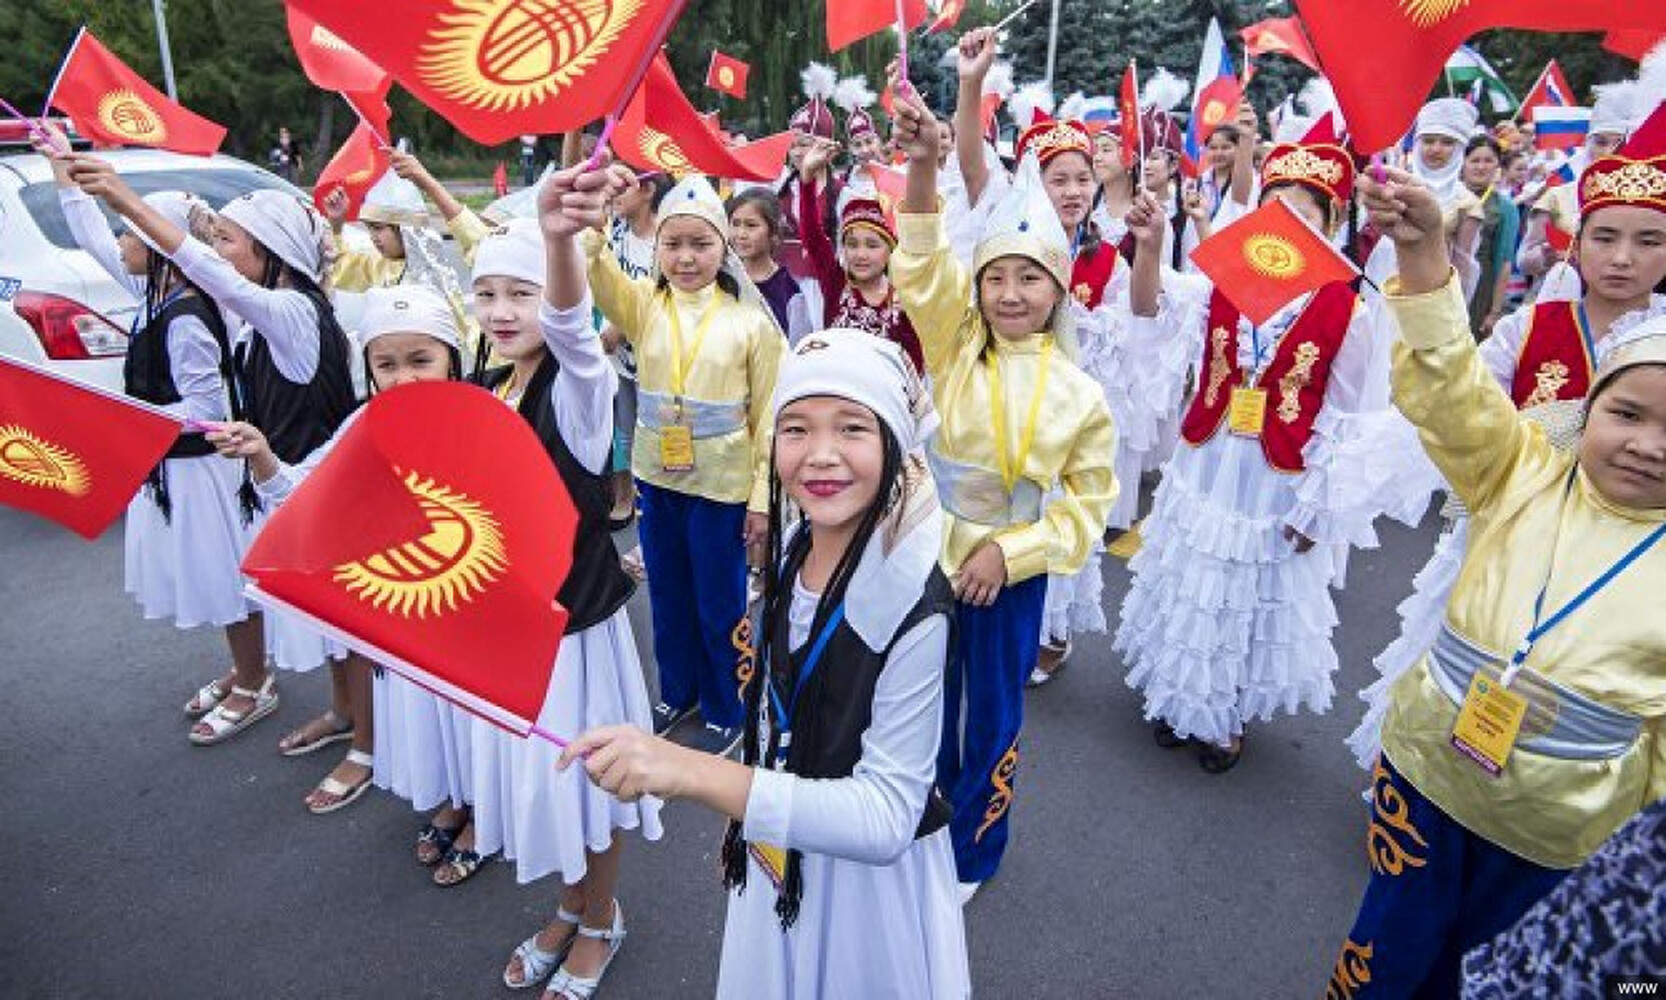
[
  {"x1": 312, "y1": 123, "x2": 391, "y2": 220},
  {"x1": 46, "y1": 29, "x2": 226, "y2": 155},
  {"x1": 0, "y1": 356, "x2": 182, "y2": 540},
  {"x1": 1189, "y1": 198, "x2": 1359, "y2": 327},
  {"x1": 243, "y1": 381, "x2": 577, "y2": 733},
  {"x1": 614, "y1": 54, "x2": 793, "y2": 182},
  {"x1": 284, "y1": 0, "x2": 688, "y2": 144}
]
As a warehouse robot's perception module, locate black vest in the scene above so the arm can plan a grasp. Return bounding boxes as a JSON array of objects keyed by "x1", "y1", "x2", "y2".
[
  {"x1": 480, "y1": 356, "x2": 636, "y2": 634},
  {"x1": 235, "y1": 286, "x2": 356, "y2": 464},
  {"x1": 124, "y1": 291, "x2": 235, "y2": 459},
  {"x1": 765, "y1": 547, "x2": 955, "y2": 841}
]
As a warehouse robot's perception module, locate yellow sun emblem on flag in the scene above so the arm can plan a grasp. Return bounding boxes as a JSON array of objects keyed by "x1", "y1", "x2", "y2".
[
  {"x1": 1202, "y1": 98, "x2": 1231, "y2": 128},
  {"x1": 1399, "y1": 0, "x2": 1472, "y2": 27},
  {"x1": 717, "y1": 65, "x2": 736, "y2": 89},
  {"x1": 0, "y1": 425, "x2": 91, "y2": 497},
  {"x1": 418, "y1": 0, "x2": 645, "y2": 112},
  {"x1": 96, "y1": 89, "x2": 167, "y2": 144},
  {"x1": 333, "y1": 470, "x2": 507, "y2": 619},
  {"x1": 639, "y1": 126, "x2": 693, "y2": 175},
  {"x1": 1243, "y1": 233, "x2": 1305, "y2": 280},
  {"x1": 1254, "y1": 30, "x2": 1289, "y2": 52}
]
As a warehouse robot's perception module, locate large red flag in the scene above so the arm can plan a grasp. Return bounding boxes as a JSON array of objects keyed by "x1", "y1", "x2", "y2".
[
  {"x1": 614, "y1": 55, "x2": 791, "y2": 182},
  {"x1": 1239, "y1": 17, "x2": 1321, "y2": 73},
  {"x1": 829, "y1": 0, "x2": 929, "y2": 52},
  {"x1": 284, "y1": 0, "x2": 688, "y2": 145},
  {"x1": 0, "y1": 356, "x2": 183, "y2": 540},
  {"x1": 46, "y1": 29, "x2": 226, "y2": 156},
  {"x1": 285, "y1": 4, "x2": 389, "y2": 94},
  {"x1": 243, "y1": 381, "x2": 576, "y2": 733},
  {"x1": 1189, "y1": 198, "x2": 1359, "y2": 327},
  {"x1": 312, "y1": 123, "x2": 391, "y2": 220},
  {"x1": 1295, "y1": 1, "x2": 1666, "y2": 152},
  {"x1": 705, "y1": 50, "x2": 751, "y2": 100}
]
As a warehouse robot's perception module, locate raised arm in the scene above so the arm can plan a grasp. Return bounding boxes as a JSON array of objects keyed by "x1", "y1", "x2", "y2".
[
  {"x1": 798, "y1": 143, "x2": 846, "y2": 297},
  {"x1": 953, "y1": 27, "x2": 999, "y2": 209},
  {"x1": 1227, "y1": 102, "x2": 1259, "y2": 209}
]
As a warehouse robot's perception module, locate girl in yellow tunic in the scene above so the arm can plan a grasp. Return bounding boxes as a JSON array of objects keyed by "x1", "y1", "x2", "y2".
[
  {"x1": 890, "y1": 85, "x2": 1117, "y2": 897},
  {"x1": 583, "y1": 175, "x2": 784, "y2": 755},
  {"x1": 1332, "y1": 143, "x2": 1666, "y2": 997}
]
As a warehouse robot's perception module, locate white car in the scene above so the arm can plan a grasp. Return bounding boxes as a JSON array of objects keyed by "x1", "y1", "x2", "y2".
[{"x1": 0, "y1": 146, "x2": 304, "y2": 394}]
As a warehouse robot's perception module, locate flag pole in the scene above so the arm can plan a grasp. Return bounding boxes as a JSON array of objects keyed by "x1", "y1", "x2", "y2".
[
  {"x1": 151, "y1": 0, "x2": 179, "y2": 101},
  {"x1": 41, "y1": 25, "x2": 87, "y2": 120}
]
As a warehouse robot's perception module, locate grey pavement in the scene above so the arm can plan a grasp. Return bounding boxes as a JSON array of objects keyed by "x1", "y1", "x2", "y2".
[{"x1": 0, "y1": 497, "x2": 1439, "y2": 998}]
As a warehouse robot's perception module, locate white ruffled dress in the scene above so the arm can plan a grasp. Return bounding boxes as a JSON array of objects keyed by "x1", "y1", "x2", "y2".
[{"x1": 1114, "y1": 272, "x2": 1397, "y2": 747}]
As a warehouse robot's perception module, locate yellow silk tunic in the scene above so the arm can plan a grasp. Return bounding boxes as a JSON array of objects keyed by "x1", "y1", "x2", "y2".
[
  {"x1": 891, "y1": 211, "x2": 1117, "y2": 583},
  {"x1": 1383, "y1": 274, "x2": 1666, "y2": 869},
  {"x1": 584, "y1": 231, "x2": 781, "y2": 511}
]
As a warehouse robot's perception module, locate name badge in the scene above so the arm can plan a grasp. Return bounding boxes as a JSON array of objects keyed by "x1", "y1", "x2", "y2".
[
  {"x1": 1450, "y1": 672, "x2": 1527, "y2": 777},
  {"x1": 1228, "y1": 386, "x2": 1268, "y2": 436},
  {"x1": 659, "y1": 423, "x2": 695, "y2": 472}
]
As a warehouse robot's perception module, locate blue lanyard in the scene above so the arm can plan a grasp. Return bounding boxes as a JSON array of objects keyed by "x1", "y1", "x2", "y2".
[
  {"x1": 767, "y1": 602, "x2": 847, "y2": 740},
  {"x1": 1505, "y1": 475, "x2": 1666, "y2": 684},
  {"x1": 132, "y1": 285, "x2": 192, "y2": 337},
  {"x1": 1574, "y1": 301, "x2": 1598, "y2": 376}
]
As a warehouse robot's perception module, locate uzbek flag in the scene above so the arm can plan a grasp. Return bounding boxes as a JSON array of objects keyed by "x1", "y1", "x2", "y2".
[
  {"x1": 46, "y1": 29, "x2": 227, "y2": 156},
  {"x1": 243, "y1": 381, "x2": 576, "y2": 733},
  {"x1": 0, "y1": 356, "x2": 182, "y2": 540},
  {"x1": 1189, "y1": 198, "x2": 1359, "y2": 326}
]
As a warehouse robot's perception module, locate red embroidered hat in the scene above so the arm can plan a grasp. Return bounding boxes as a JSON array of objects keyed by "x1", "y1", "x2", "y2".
[
  {"x1": 840, "y1": 197, "x2": 895, "y2": 246},
  {"x1": 1579, "y1": 101, "x2": 1666, "y2": 218},
  {"x1": 1015, "y1": 112, "x2": 1093, "y2": 168},
  {"x1": 1260, "y1": 112, "x2": 1355, "y2": 206}
]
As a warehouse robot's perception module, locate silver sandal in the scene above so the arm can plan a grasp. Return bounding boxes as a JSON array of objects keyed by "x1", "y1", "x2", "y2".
[
  {"x1": 544, "y1": 901, "x2": 625, "y2": 999},
  {"x1": 504, "y1": 905, "x2": 583, "y2": 990}
]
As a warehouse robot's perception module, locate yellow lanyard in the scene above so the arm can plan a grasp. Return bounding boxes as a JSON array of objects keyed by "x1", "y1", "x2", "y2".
[
  {"x1": 667, "y1": 291, "x2": 721, "y2": 398},
  {"x1": 986, "y1": 339, "x2": 1053, "y2": 490}
]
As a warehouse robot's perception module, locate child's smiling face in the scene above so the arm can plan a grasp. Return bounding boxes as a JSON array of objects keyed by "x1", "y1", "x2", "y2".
[
  {"x1": 774, "y1": 395, "x2": 886, "y2": 536},
  {"x1": 1582, "y1": 364, "x2": 1666, "y2": 509}
]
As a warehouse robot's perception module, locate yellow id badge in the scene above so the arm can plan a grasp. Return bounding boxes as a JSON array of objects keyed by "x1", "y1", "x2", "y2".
[
  {"x1": 1450, "y1": 672, "x2": 1528, "y2": 777},
  {"x1": 1228, "y1": 387, "x2": 1268, "y2": 436},
  {"x1": 658, "y1": 423, "x2": 695, "y2": 472}
]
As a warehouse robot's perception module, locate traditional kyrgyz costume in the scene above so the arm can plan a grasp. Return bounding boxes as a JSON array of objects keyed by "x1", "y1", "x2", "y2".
[{"x1": 797, "y1": 184, "x2": 923, "y2": 372}]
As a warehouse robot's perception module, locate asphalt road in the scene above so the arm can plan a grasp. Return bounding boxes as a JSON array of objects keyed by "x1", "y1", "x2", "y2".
[{"x1": 0, "y1": 495, "x2": 1440, "y2": 999}]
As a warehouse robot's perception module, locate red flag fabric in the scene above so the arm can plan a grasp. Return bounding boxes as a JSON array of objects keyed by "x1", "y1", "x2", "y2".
[
  {"x1": 285, "y1": 4, "x2": 389, "y2": 94},
  {"x1": 1294, "y1": 1, "x2": 1666, "y2": 152},
  {"x1": 312, "y1": 123, "x2": 390, "y2": 220},
  {"x1": 243, "y1": 381, "x2": 576, "y2": 733},
  {"x1": 705, "y1": 50, "x2": 751, "y2": 100},
  {"x1": 342, "y1": 84, "x2": 394, "y2": 145},
  {"x1": 1520, "y1": 59, "x2": 1575, "y2": 115},
  {"x1": 828, "y1": 0, "x2": 929, "y2": 52},
  {"x1": 493, "y1": 160, "x2": 510, "y2": 196},
  {"x1": 864, "y1": 162, "x2": 907, "y2": 224},
  {"x1": 1603, "y1": 30, "x2": 1666, "y2": 63},
  {"x1": 46, "y1": 29, "x2": 226, "y2": 156},
  {"x1": 0, "y1": 356, "x2": 182, "y2": 540},
  {"x1": 284, "y1": 0, "x2": 688, "y2": 145},
  {"x1": 926, "y1": 0, "x2": 967, "y2": 35},
  {"x1": 1239, "y1": 17, "x2": 1321, "y2": 73},
  {"x1": 615, "y1": 55, "x2": 790, "y2": 181},
  {"x1": 1193, "y1": 77, "x2": 1245, "y2": 143},
  {"x1": 1189, "y1": 198, "x2": 1360, "y2": 326},
  {"x1": 1119, "y1": 62, "x2": 1140, "y2": 168}
]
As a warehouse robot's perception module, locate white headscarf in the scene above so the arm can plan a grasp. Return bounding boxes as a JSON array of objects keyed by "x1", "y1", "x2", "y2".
[
  {"x1": 1413, "y1": 98, "x2": 1479, "y2": 210},
  {"x1": 124, "y1": 191, "x2": 214, "y2": 253},
  {"x1": 357, "y1": 284, "x2": 462, "y2": 352},
  {"x1": 220, "y1": 189, "x2": 329, "y2": 283}
]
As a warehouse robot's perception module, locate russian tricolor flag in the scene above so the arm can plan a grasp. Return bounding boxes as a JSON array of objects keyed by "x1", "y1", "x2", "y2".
[
  {"x1": 1185, "y1": 18, "x2": 1239, "y2": 165},
  {"x1": 1533, "y1": 105, "x2": 1592, "y2": 152}
]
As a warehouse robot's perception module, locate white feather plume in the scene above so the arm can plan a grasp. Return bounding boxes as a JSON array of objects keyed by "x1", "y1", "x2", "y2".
[
  {"x1": 1635, "y1": 40, "x2": 1666, "y2": 124},
  {"x1": 1141, "y1": 67, "x2": 1189, "y2": 112},
  {"x1": 983, "y1": 61, "x2": 1015, "y2": 100},
  {"x1": 801, "y1": 62, "x2": 838, "y2": 101},
  {"x1": 1057, "y1": 91, "x2": 1087, "y2": 123},
  {"x1": 1009, "y1": 81, "x2": 1055, "y2": 128},
  {"x1": 1297, "y1": 78, "x2": 1339, "y2": 123},
  {"x1": 833, "y1": 75, "x2": 878, "y2": 114}
]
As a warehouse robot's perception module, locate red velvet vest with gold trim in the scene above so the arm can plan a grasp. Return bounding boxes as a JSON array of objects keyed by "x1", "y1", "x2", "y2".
[
  {"x1": 1069, "y1": 243, "x2": 1120, "y2": 310},
  {"x1": 1180, "y1": 283, "x2": 1356, "y2": 473},
  {"x1": 1511, "y1": 300, "x2": 1593, "y2": 409}
]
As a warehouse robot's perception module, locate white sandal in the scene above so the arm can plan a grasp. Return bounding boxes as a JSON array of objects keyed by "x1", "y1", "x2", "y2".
[
  {"x1": 189, "y1": 677, "x2": 279, "y2": 746},
  {"x1": 306, "y1": 749, "x2": 375, "y2": 815},
  {"x1": 504, "y1": 906, "x2": 583, "y2": 990},
  {"x1": 545, "y1": 901, "x2": 625, "y2": 999},
  {"x1": 183, "y1": 676, "x2": 232, "y2": 717}
]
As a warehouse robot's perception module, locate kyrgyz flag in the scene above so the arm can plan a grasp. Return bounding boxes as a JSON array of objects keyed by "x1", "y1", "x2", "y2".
[
  {"x1": 243, "y1": 381, "x2": 577, "y2": 733},
  {"x1": 285, "y1": 0, "x2": 688, "y2": 145},
  {"x1": 926, "y1": 0, "x2": 967, "y2": 35},
  {"x1": 1189, "y1": 198, "x2": 1360, "y2": 327},
  {"x1": 285, "y1": 4, "x2": 389, "y2": 94},
  {"x1": 1294, "y1": 0, "x2": 1666, "y2": 152},
  {"x1": 1603, "y1": 30, "x2": 1666, "y2": 63},
  {"x1": 313, "y1": 123, "x2": 391, "y2": 220},
  {"x1": 1239, "y1": 17, "x2": 1321, "y2": 73},
  {"x1": 615, "y1": 55, "x2": 792, "y2": 182},
  {"x1": 0, "y1": 356, "x2": 182, "y2": 540},
  {"x1": 46, "y1": 29, "x2": 226, "y2": 156},
  {"x1": 705, "y1": 50, "x2": 750, "y2": 100},
  {"x1": 864, "y1": 162, "x2": 907, "y2": 223},
  {"x1": 828, "y1": 0, "x2": 929, "y2": 52}
]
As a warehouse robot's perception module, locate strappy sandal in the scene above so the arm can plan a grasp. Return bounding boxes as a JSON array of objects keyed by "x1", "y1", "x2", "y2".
[
  {"x1": 306, "y1": 749, "x2": 374, "y2": 814},
  {"x1": 415, "y1": 821, "x2": 462, "y2": 866},
  {"x1": 545, "y1": 901, "x2": 626, "y2": 1000},
  {"x1": 1198, "y1": 735, "x2": 1246, "y2": 774},
  {"x1": 189, "y1": 677, "x2": 278, "y2": 745},
  {"x1": 183, "y1": 676, "x2": 233, "y2": 717},
  {"x1": 1026, "y1": 640, "x2": 1072, "y2": 688},
  {"x1": 432, "y1": 844, "x2": 490, "y2": 887},
  {"x1": 279, "y1": 710, "x2": 354, "y2": 757},
  {"x1": 503, "y1": 906, "x2": 583, "y2": 990}
]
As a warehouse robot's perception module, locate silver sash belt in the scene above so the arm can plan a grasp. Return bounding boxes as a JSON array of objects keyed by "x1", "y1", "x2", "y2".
[
  {"x1": 1428, "y1": 624, "x2": 1642, "y2": 761},
  {"x1": 925, "y1": 441, "x2": 1044, "y2": 528},
  {"x1": 637, "y1": 390, "x2": 747, "y2": 439}
]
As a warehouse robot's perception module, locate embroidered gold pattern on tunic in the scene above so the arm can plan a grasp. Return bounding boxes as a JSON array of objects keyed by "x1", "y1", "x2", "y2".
[
  {"x1": 1204, "y1": 325, "x2": 1233, "y2": 407},
  {"x1": 1523, "y1": 360, "x2": 1571, "y2": 409},
  {"x1": 1277, "y1": 342, "x2": 1321, "y2": 423}
]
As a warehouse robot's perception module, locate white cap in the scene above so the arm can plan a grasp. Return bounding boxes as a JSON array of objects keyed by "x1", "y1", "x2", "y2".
[
  {"x1": 772, "y1": 329, "x2": 938, "y2": 453},
  {"x1": 357, "y1": 285, "x2": 461, "y2": 352},
  {"x1": 360, "y1": 170, "x2": 430, "y2": 227},
  {"x1": 1415, "y1": 98, "x2": 1480, "y2": 142},
  {"x1": 220, "y1": 189, "x2": 328, "y2": 283},
  {"x1": 973, "y1": 153, "x2": 1071, "y2": 292},
  {"x1": 471, "y1": 218, "x2": 545, "y2": 286},
  {"x1": 657, "y1": 174, "x2": 729, "y2": 241}
]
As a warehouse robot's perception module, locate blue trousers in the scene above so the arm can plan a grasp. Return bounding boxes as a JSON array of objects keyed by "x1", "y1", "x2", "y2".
[
  {"x1": 936, "y1": 574, "x2": 1046, "y2": 884},
  {"x1": 637, "y1": 481, "x2": 749, "y2": 729},
  {"x1": 1329, "y1": 757, "x2": 1568, "y2": 1000}
]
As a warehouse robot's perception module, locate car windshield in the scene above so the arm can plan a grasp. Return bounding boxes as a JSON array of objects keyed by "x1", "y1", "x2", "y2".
[{"x1": 18, "y1": 168, "x2": 300, "y2": 249}]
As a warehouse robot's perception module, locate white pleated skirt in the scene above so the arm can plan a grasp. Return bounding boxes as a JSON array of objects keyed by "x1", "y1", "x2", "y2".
[
  {"x1": 123, "y1": 454, "x2": 253, "y2": 629},
  {"x1": 373, "y1": 672, "x2": 474, "y2": 812}
]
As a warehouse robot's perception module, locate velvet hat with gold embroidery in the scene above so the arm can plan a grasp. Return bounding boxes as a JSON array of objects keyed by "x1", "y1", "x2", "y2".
[
  {"x1": 1579, "y1": 102, "x2": 1666, "y2": 218},
  {"x1": 1260, "y1": 112, "x2": 1355, "y2": 207}
]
